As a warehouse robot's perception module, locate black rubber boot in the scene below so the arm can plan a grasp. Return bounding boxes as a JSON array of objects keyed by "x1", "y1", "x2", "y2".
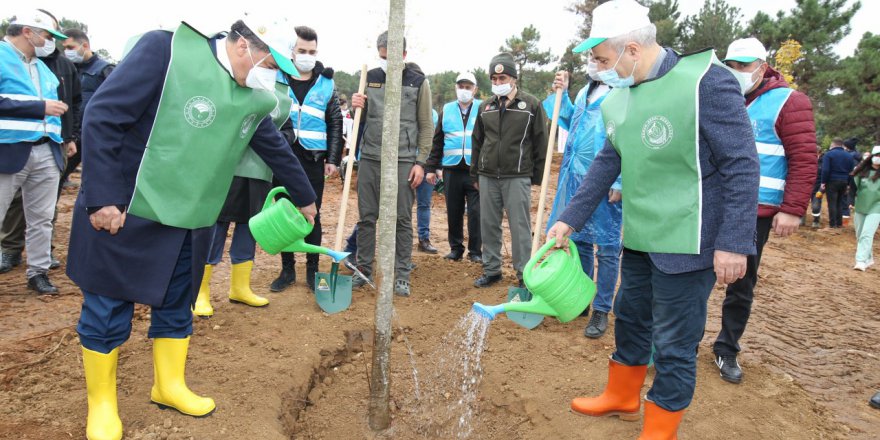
[{"x1": 270, "y1": 252, "x2": 296, "y2": 292}]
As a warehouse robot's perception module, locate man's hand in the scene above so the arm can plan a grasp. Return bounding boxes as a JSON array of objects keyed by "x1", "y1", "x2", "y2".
[
  {"x1": 553, "y1": 71, "x2": 570, "y2": 92},
  {"x1": 44, "y1": 100, "x2": 68, "y2": 116},
  {"x1": 299, "y1": 203, "x2": 318, "y2": 225},
  {"x1": 820, "y1": 183, "x2": 826, "y2": 192},
  {"x1": 408, "y1": 164, "x2": 424, "y2": 189},
  {"x1": 90, "y1": 206, "x2": 126, "y2": 235},
  {"x1": 474, "y1": 180, "x2": 479, "y2": 191},
  {"x1": 713, "y1": 250, "x2": 747, "y2": 284},
  {"x1": 351, "y1": 93, "x2": 367, "y2": 110},
  {"x1": 66, "y1": 141, "x2": 77, "y2": 158},
  {"x1": 547, "y1": 221, "x2": 574, "y2": 248},
  {"x1": 426, "y1": 172, "x2": 438, "y2": 185},
  {"x1": 324, "y1": 163, "x2": 338, "y2": 178},
  {"x1": 608, "y1": 189, "x2": 622, "y2": 203},
  {"x1": 772, "y1": 212, "x2": 801, "y2": 237}
]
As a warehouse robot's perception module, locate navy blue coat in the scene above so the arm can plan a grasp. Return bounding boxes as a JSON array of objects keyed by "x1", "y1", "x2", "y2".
[
  {"x1": 558, "y1": 49, "x2": 760, "y2": 274},
  {"x1": 66, "y1": 30, "x2": 317, "y2": 306}
]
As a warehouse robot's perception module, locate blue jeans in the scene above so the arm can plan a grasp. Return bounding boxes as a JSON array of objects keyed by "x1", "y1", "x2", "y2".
[
  {"x1": 77, "y1": 232, "x2": 194, "y2": 353},
  {"x1": 416, "y1": 180, "x2": 433, "y2": 240},
  {"x1": 612, "y1": 249, "x2": 715, "y2": 411},
  {"x1": 573, "y1": 239, "x2": 621, "y2": 313},
  {"x1": 207, "y1": 222, "x2": 256, "y2": 265}
]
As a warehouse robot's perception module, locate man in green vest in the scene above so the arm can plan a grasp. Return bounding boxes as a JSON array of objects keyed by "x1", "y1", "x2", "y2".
[
  {"x1": 546, "y1": 0, "x2": 760, "y2": 438},
  {"x1": 66, "y1": 17, "x2": 317, "y2": 440}
]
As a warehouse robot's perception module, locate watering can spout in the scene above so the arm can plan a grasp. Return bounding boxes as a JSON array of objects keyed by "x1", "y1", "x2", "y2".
[
  {"x1": 471, "y1": 297, "x2": 559, "y2": 320},
  {"x1": 472, "y1": 302, "x2": 504, "y2": 320},
  {"x1": 282, "y1": 240, "x2": 350, "y2": 263}
]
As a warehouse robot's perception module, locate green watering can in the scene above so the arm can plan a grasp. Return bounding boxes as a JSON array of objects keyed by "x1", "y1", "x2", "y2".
[
  {"x1": 250, "y1": 187, "x2": 356, "y2": 313},
  {"x1": 473, "y1": 238, "x2": 596, "y2": 324}
]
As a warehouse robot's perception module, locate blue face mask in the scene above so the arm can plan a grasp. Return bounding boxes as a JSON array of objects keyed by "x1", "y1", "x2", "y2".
[{"x1": 597, "y1": 50, "x2": 637, "y2": 88}]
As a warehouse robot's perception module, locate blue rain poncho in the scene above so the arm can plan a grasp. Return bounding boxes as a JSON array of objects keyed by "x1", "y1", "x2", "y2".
[{"x1": 543, "y1": 84, "x2": 623, "y2": 246}]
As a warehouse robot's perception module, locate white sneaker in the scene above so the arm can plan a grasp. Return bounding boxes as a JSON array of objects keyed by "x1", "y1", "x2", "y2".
[
  {"x1": 867, "y1": 258, "x2": 875, "y2": 269},
  {"x1": 854, "y1": 262, "x2": 868, "y2": 271}
]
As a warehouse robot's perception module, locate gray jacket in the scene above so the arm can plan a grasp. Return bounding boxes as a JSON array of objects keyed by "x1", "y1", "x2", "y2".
[{"x1": 558, "y1": 48, "x2": 760, "y2": 274}]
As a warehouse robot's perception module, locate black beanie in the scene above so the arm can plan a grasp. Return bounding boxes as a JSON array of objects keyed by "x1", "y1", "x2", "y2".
[
  {"x1": 844, "y1": 138, "x2": 858, "y2": 149},
  {"x1": 490, "y1": 53, "x2": 517, "y2": 79}
]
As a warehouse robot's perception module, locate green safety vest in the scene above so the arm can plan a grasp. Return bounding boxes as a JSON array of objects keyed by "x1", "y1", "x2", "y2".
[
  {"x1": 600, "y1": 49, "x2": 715, "y2": 254},
  {"x1": 234, "y1": 81, "x2": 293, "y2": 181},
  {"x1": 127, "y1": 23, "x2": 278, "y2": 229}
]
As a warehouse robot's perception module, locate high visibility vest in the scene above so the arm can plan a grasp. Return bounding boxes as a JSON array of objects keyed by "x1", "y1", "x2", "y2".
[
  {"x1": 748, "y1": 87, "x2": 793, "y2": 207},
  {"x1": 441, "y1": 100, "x2": 481, "y2": 167},
  {"x1": 0, "y1": 42, "x2": 63, "y2": 144},
  {"x1": 287, "y1": 74, "x2": 334, "y2": 151}
]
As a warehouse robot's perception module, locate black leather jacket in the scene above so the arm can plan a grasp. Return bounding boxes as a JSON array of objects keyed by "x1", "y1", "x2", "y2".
[
  {"x1": 41, "y1": 50, "x2": 82, "y2": 144},
  {"x1": 280, "y1": 62, "x2": 343, "y2": 165}
]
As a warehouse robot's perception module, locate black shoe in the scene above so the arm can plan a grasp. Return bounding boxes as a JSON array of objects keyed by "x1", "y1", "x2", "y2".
[
  {"x1": 49, "y1": 255, "x2": 61, "y2": 270},
  {"x1": 352, "y1": 273, "x2": 374, "y2": 289},
  {"x1": 306, "y1": 267, "x2": 317, "y2": 292},
  {"x1": 269, "y1": 267, "x2": 296, "y2": 292},
  {"x1": 870, "y1": 391, "x2": 880, "y2": 409},
  {"x1": 516, "y1": 271, "x2": 525, "y2": 288},
  {"x1": 444, "y1": 251, "x2": 463, "y2": 261},
  {"x1": 473, "y1": 274, "x2": 502, "y2": 288},
  {"x1": 27, "y1": 274, "x2": 58, "y2": 295},
  {"x1": 580, "y1": 304, "x2": 591, "y2": 317},
  {"x1": 467, "y1": 254, "x2": 482, "y2": 264},
  {"x1": 583, "y1": 311, "x2": 609, "y2": 339},
  {"x1": 714, "y1": 353, "x2": 743, "y2": 384},
  {"x1": 418, "y1": 239, "x2": 438, "y2": 254},
  {"x1": 0, "y1": 252, "x2": 22, "y2": 274}
]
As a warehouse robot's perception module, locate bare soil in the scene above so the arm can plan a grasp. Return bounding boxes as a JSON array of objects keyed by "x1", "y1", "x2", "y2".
[{"x1": 1, "y1": 157, "x2": 878, "y2": 439}]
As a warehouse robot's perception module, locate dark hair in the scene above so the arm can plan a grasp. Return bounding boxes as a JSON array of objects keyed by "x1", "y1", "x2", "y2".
[
  {"x1": 295, "y1": 26, "x2": 317, "y2": 43},
  {"x1": 5, "y1": 24, "x2": 24, "y2": 37},
  {"x1": 377, "y1": 31, "x2": 406, "y2": 52},
  {"x1": 63, "y1": 28, "x2": 89, "y2": 43},
  {"x1": 228, "y1": 20, "x2": 269, "y2": 52},
  {"x1": 852, "y1": 154, "x2": 880, "y2": 182}
]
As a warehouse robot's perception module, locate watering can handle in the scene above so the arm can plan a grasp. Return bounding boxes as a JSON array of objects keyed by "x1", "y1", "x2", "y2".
[
  {"x1": 523, "y1": 238, "x2": 581, "y2": 280},
  {"x1": 263, "y1": 187, "x2": 290, "y2": 211}
]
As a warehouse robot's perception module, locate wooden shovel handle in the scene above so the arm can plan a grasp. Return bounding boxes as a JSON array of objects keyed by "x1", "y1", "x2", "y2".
[
  {"x1": 334, "y1": 64, "x2": 368, "y2": 252},
  {"x1": 531, "y1": 88, "x2": 564, "y2": 256}
]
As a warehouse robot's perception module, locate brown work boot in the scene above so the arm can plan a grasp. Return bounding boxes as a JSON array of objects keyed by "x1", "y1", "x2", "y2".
[
  {"x1": 570, "y1": 358, "x2": 647, "y2": 421},
  {"x1": 637, "y1": 400, "x2": 684, "y2": 440}
]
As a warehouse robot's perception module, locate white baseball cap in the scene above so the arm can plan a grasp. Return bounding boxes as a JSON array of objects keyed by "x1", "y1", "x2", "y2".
[
  {"x1": 10, "y1": 9, "x2": 68, "y2": 40},
  {"x1": 573, "y1": 0, "x2": 651, "y2": 53},
  {"x1": 456, "y1": 71, "x2": 477, "y2": 85},
  {"x1": 723, "y1": 38, "x2": 768, "y2": 63},
  {"x1": 241, "y1": 13, "x2": 299, "y2": 77},
  {"x1": 872, "y1": 145, "x2": 880, "y2": 156}
]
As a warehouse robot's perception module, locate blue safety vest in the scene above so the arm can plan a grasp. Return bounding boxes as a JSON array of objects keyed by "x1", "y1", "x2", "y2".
[
  {"x1": 748, "y1": 87, "x2": 793, "y2": 207},
  {"x1": 287, "y1": 74, "x2": 334, "y2": 151},
  {"x1": 441, "y1": 100, "x2": 481, "y2": 167},
  {"x1": 0, "y1": 41, "x2": 63, "y2": 144}
]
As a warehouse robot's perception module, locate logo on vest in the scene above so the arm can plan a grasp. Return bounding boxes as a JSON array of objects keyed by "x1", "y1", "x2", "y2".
[
  {"x1": 641, "y1": 116, "x2": 674, "y2": 150},
  {"x1": 606, "y1": 121, "x2": 617, "y2": 143},
  {"x1": 183, "y1": 96, "x2": 216, "y2": 128},
  {"x1": 240, "y1": 114, "x2": 258, "y2": 139}
]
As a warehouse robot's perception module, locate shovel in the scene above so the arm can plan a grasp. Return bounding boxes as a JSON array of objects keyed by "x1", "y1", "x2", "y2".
[
  {"x1": 506, "y1": 88, "x2": 564, "y2": 330},
  {"x1": 314, "y1": 65, "x2": 370, "y2": 313}
]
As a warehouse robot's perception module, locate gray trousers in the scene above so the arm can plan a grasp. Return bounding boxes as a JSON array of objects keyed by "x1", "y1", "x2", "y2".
[
  {"x1": 356, "y1": 158, "x2": 416, "y2": 282},
  {"x1": 479, "y1": 175, "x2": 532, "y2": 277},
  {"x1": 0, "y1": 144, "x2": 60, "y2": 277}
]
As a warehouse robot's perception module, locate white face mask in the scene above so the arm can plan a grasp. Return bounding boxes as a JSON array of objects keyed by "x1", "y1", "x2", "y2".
[
  {"x1": 378, "y1": 58, "x2": 388, "y2": 73},
  {"x1": 587, "y1": 61, "x2": 601, "y2": 81},
  {"x1": 31, "y1": 34, "x2": 56, "y2": 58},
  {"x1": 294, "y1": 54, "x2": 317, "y2": 73},
  {"x1": 725, "y1": 64, "x2": 762, "y2": 95},
  {"x1": 242, "y1": 37, "x2": 277, "y2": 92},
  {"x1": 456, "y1": 87, "x2": 474, "y2": 103},
  {"x1": 492, "y1": 82, "x2": 512, "y2": 97},
  {"x1": 64, "y1": 48, "x2": 84, "y2": 63},
  {"x1": 872, "y1": 157, "x2": 880, "y2": 166}
]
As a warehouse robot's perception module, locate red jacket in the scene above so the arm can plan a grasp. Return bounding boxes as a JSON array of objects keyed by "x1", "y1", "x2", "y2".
[{"x1": 746, "y1": 66, "x2": 817, "y2": 218}]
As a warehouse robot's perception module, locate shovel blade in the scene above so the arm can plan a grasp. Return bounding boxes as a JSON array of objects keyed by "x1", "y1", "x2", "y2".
[
  {"x1": 506, "y1": 287, "x2": 544, "y2": 330},
  {"x1": 315, "y1": 271, "x2": 352, "y2": 314}
]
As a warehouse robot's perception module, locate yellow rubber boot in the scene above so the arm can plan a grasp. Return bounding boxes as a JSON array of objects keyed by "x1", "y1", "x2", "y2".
[
  {"x1": 193, "y1": 265, "x2": 214, "y2": 317},
  {"x1": 150, "y1": 337, "x2": 216, "y2": 417},
  {"x1": 228, "y1": 261, "x2": 268, "y2": 307},
  {"x1": 82, "y1": 346, "x2": 123, "y2": 440}
]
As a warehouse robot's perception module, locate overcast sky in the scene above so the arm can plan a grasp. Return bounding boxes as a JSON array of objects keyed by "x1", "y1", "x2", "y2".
[{"x1": 28, "y1": 0, "x2": 875, "y2": 74}]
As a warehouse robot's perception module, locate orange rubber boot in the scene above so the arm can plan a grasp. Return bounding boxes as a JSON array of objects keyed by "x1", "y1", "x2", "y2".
[
  {"x1": 570, "y1": 359, "x2": 648, "y2": 421},
  {"x1": 637, "y1": 400, "x2": 684, "y2": 440}
]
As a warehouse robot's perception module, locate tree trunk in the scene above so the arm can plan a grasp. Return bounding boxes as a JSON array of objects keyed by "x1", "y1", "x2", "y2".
[{"x1": 368, "y1": 0, "x2": 405, "y2": 431}]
